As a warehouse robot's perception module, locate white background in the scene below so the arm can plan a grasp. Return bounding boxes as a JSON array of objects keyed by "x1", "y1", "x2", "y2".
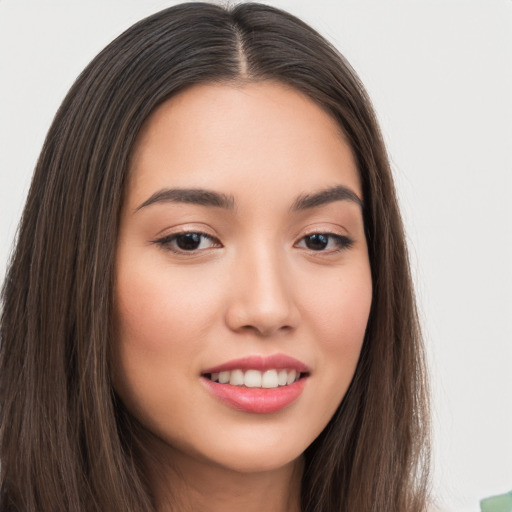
[{"x1": 0, "y1": 1, "x2": 511, "y2": 511}]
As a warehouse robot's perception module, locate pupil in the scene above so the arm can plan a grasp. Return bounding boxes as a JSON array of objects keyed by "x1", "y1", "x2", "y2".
[
  {"x1": 305, "y1": 234, "x2": 328, "y2": 250},
  {"x1": 177, "y1": 233, "x2": 201, "y2": 250}
]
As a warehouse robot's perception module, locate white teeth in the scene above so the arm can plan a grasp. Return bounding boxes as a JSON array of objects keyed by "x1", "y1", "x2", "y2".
[
  {"x1": 286, "y1": 369, "x2": 297, "y2": 385},
  {"x1": 229, "y1": 369, "x2": 244, "y2": 386},
  {"x1": 218, "y1": 371, "x2": 230, "y2": 384},
  {"x1": 262, "y1": 369, "x2": 278, "y2": 388},
  {"x1": 208, "y1": 369, "x2": 302, "y2": 388},
  {"x1": 244, "y1": 369, "x2": 262, "y2": 388}
]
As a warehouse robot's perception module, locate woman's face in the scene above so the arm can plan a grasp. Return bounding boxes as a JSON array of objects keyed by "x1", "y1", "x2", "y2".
[{"x1": 113, "y1": 82, "x2": 372, "y2": 474}]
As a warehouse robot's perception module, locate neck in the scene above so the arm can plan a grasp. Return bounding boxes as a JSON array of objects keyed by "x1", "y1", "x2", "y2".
[{"x1": 142, "y1": 440, "x2": 303, "y2": 512}]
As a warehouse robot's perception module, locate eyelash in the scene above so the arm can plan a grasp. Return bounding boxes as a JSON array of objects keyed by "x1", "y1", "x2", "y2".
[
  {"x1": 296, "y1": 232, "x2": 354, "y2": 252},
  {"x1": 153, "y1": 231, "x2": 221, "y2": 254},
  {"x1": 153, "y1": 231, "x2": 354, "y2": 255}
]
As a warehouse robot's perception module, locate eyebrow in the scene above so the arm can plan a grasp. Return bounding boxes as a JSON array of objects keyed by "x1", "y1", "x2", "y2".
[
  {"x1": 290, "y1": 185, "x2": 363, "y2": 211},
  {"x1": 135, "y1": 188, "x2": 235, "y2": 211},
  {"x1": 135, "y1": 184, "x2": 363, "y2": 213}
]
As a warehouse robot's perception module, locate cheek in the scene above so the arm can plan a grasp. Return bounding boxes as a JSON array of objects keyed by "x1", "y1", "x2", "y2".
[
  {"x1": 302, "y1": 263, "x2": 372, "y2": 349},
  {"x1": 113, "y1": 258, "x2": 221, "y2": 357},
  {"x1": 110, "y1": 257, "x2": 223, "y2": 417},
  {"x1": 299, "y1": 262, "x2": 372, "y2": 408}
]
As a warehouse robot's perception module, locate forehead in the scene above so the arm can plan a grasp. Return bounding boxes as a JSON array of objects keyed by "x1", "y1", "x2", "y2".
[{"x1": 127, "y1": 81, "x2": 361, "y2": 209}]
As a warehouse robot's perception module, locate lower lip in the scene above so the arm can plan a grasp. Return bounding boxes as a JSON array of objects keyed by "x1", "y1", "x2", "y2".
[{"x1": 201, "y1": 377, "x2": 307, "y2": 414}]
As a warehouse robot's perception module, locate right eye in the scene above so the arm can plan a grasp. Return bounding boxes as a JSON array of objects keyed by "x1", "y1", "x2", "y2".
[
  {"x1": 153, "y1": 232, "x2": 221, "y2": 254},
  {"x1": 295, "y1": 232, "x2": 354, "y2": 253}
]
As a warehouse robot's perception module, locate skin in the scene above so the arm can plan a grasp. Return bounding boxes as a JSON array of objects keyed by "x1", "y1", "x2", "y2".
[{"x1": 113, "y1": 81, "x2": 373, "y2": 512}]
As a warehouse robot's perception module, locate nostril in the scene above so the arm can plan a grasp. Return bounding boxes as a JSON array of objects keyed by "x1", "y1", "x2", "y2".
[{"x1": 239, "y1": 323, "x2": 294, "y2": 337}]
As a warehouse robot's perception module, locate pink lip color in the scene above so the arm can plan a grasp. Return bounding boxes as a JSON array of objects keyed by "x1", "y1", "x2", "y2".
[
  {"x1": 202, "y1": 354, "x2": 309, "y2": 374},
  {"x1": 201, "y1": 354, "x2": 310, "y2": 414},
  {"x1": 202, "y1": 377, "x2": 307, "y2": 414}
]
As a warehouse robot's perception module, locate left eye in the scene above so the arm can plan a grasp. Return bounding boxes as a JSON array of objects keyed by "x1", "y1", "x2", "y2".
[
  {"x1": 296, "y1": 233, "x2": 353, "y2": 252},
  {"x1": 155, "y1": 232, "x2": 220, "y2": 253}
]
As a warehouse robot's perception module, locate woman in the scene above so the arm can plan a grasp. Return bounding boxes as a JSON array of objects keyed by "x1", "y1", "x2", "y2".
[{"x1": 0, "y1": 3, "x2": 430, "y2": 511}]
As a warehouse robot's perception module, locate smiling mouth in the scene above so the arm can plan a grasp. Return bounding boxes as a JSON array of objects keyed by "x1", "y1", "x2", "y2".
[
  {"x1": 201, "y1": 357, "x2": 309, "y2": 413},
  {"x1": 204, "y1": 369, "x2": 306, "y2": 388}
]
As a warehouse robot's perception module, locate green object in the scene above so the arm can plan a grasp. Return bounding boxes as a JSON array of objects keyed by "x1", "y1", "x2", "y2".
[{"x1": 480, "y1": 491, "x2": 512, "y2": 512}]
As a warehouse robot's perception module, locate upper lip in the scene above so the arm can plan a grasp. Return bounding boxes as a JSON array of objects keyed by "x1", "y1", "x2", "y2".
[{"x1": 202, "y1": 354, "x2": 310, "y2": 374}]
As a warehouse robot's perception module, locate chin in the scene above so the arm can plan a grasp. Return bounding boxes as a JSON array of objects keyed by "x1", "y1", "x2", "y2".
[
  {"x1": 149, "y1": 425, "x2": 309, "y2": 476},
  {"x1": 211, "y1": 446, "x2": 303, "y2": 475}
]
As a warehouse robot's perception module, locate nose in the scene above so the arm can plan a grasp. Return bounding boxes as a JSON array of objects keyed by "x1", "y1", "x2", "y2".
[{"x1": 224, "y1": 245, "x2": 300, "y2": 337}]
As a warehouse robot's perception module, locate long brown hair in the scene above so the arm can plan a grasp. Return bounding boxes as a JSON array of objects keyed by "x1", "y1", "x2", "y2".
[{"x1": 0, "y1": 3, "x2": 430, "y2": 511}]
